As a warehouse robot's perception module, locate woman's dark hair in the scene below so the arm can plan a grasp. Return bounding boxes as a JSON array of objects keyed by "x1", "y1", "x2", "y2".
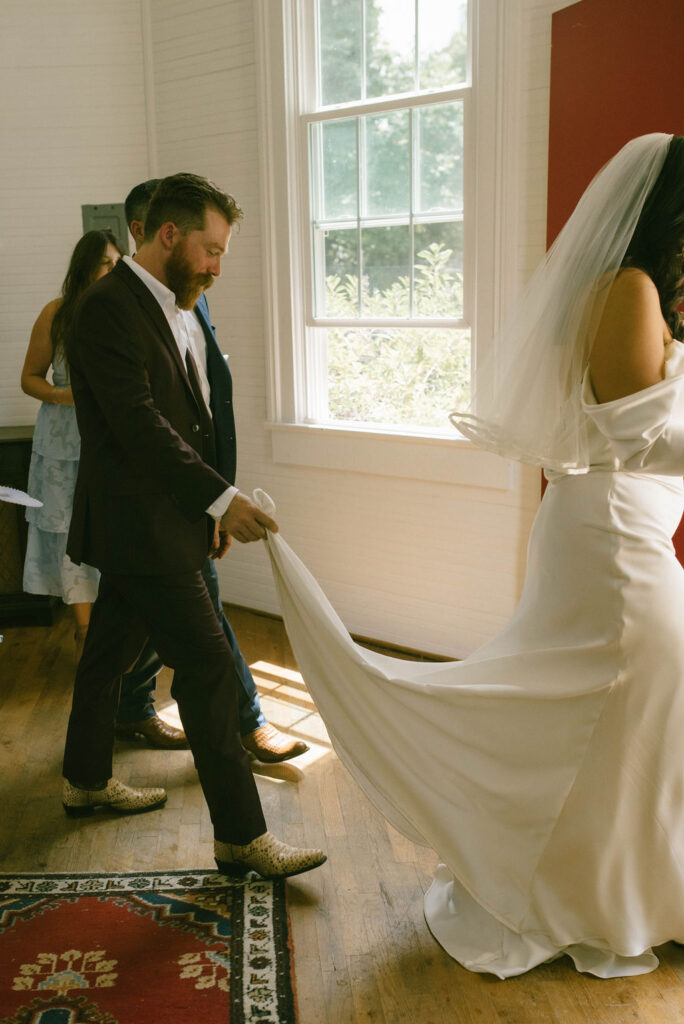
[
  {"x1": 51, "y1": 229, "x2": 125, "y2": 358},
  {"x1": 52, "y1": 230, "x2": 124, "y2": 362},
  {"x1": 622, "y1": 135, "x2": 684, "y2": 340},
  {"x1": 52, "y1": 231, "x2": 125, "y2": 360}
]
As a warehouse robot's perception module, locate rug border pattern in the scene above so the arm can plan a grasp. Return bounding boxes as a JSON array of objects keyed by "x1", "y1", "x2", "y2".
[{"x1": 0, "y1": 870, "x2": 235, "y2": 896}]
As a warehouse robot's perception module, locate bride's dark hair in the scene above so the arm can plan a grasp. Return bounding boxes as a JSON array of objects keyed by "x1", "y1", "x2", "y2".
[{"x1": 621, "y1": 134, "x2": 684, "y2": 340}]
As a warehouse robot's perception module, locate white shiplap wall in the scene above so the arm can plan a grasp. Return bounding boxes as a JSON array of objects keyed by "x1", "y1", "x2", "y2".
[
  {"x1": 148, "y1": 0, "x2": 559, "y2": 657},
  {"x1": 0, "y1": 0, "x2": 562, "y2": 658},
  {"x1": 0, "y1": 1, "x2": 150, "y2": 425}
]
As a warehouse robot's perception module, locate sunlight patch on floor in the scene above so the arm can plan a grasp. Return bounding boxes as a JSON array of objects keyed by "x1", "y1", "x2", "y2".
[
  {"x1": 157, "y1": 659, "x2": 332, "y2": 768},
  {"x1": 251, "y1": 659, "x2": 331, "y2": 768},
  {"x1": 250, "y1": 661, "x2": 306, "y2": 686}
]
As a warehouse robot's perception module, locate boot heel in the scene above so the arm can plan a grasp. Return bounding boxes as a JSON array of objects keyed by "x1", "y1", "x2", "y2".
[
  {"x1": 215, "y1": 858, "x2": 247, "y2": 878},
  {"x1": 63, "y1": 804, "x2": 95, "y2": 818}
]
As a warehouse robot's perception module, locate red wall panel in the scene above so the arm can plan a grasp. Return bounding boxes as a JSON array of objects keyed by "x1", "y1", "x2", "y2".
[{"x1": 548, "y1": 0, "x2": 684, "y2": 247}]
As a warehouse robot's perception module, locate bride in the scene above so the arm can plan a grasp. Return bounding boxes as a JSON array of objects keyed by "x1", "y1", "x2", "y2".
[{"x1": 257, "y1": 133, "x2": 684, "y2": 978}]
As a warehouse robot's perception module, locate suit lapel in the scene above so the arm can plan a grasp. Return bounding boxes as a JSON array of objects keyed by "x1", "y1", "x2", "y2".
[
  {"x1": 192, "y1": 295, "x2": 237, "y2": 483},
  {"x1": 113, "y1": 260, "x2": 199, "y2": 411}
]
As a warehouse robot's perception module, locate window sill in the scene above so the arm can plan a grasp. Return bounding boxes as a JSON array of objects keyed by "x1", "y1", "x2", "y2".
[{"x1": 267, "y1": 422, "x2": 515, "y2": 490}]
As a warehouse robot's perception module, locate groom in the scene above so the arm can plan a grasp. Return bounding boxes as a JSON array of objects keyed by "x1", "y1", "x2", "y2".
[
  {"x1": 62, "y1": 172, "x2": 325, "y2": 879},
  {"x1": 114, "y1": 179, "x2": 307, "y2": 765}
]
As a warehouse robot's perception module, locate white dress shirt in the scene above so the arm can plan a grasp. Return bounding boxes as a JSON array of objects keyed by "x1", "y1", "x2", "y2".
[{"x1": 123, "y1": 256, "x2": 237, "y2": 519}]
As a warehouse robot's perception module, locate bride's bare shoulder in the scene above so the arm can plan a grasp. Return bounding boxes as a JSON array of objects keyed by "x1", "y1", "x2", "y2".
[{"x1": 589, "y1": 267, "x2": 667, "y2": 403}]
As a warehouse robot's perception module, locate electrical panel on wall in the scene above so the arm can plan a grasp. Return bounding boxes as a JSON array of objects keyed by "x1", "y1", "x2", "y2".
[{"x1": 81, "y1": 204, "x2": 128, "y2": 253}]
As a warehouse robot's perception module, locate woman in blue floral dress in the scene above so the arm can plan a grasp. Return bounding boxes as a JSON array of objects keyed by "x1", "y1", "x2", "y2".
[{"x1": 21, "y1": 230, "x2": 124, "y2": 658}]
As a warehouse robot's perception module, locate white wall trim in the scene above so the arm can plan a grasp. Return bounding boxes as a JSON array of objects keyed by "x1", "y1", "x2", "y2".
[
  {"x1": 491, "y1": 0, "x2": 524, "y2": 327},
  {"x1": 268, "y1": 421, "x2": 515, "y2": 489},
  {"x1": 254, "y1": 0, "x2": 310, "y2": 423},
  {"x1": 469, "y1": 0, "x2": 527, "y2": 358},
  {"x1": 140, "y1": 0, "x2": 159, "y2": 178},
  {"x1": 254, "y1": 0, "x2": 285, "y2": 422}
]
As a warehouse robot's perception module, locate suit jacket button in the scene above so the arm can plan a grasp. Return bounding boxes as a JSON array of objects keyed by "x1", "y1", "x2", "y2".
[{"x1": 192, "y1": 423, "x2": 200, "y2": 432}]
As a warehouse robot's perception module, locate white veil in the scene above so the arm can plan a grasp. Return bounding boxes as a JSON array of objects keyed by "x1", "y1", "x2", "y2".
[{"x1": 451, "y1": 133, "x2": 672, "y2": 472}]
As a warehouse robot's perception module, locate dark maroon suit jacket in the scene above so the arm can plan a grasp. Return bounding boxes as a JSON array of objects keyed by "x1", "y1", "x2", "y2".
[{"x1": 67, "y1": 259, "x2": 230, "y2": 576}]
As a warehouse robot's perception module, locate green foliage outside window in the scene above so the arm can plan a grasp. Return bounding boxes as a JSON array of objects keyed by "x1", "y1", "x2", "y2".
[{"x1": 325, "y1": 244, "x2": 470, "y2": 429}]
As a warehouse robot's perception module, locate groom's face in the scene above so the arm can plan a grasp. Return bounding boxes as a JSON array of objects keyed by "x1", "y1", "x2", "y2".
[{"x1": 166, "y1": 207, "x2": 232, "y2": 310}]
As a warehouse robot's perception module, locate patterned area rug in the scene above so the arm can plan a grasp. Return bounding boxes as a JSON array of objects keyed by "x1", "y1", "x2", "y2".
[{"x1": 0, "y1": 869, "x2": 297, "y2": 1023}]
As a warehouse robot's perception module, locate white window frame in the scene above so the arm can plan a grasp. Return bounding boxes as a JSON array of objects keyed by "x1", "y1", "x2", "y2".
[{"x1": 254, "y1": 0, "x2": 523, "y2": 490}]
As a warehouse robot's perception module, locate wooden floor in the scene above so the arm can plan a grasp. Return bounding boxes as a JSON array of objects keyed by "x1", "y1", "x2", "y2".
[{"x1": 2, "y1": 606, "x2": 684, "y2": 1023}]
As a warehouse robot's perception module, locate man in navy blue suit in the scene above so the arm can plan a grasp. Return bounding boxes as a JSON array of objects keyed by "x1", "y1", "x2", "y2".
[{"x1": 114, "y1": 180, "x2": 307, "y2": 764}]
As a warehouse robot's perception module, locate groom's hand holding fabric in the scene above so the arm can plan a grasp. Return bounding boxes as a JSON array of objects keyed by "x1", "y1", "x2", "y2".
[
  {"x1": 210, "y1": 522, "x2": 233, "y2": 559},
  {"x1": 220, "y1": 491, "x2": 278, "y2": 544}
]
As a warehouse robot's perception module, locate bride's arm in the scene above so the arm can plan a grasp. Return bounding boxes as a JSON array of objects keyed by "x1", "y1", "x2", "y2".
[{"x1": 589, "y1": 267, "x2": 669, "y2": 404}]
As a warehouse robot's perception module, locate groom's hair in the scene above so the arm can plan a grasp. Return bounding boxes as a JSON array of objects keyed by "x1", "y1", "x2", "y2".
[
  {"x1": 124, "y1": 179, "x2": 161, "y2": 231},
  {"x1": 143, "y1": 172, "x2": 243, "y2": 240}
]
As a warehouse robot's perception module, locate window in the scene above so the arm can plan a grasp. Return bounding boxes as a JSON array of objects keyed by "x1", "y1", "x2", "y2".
[
  {"x1": 256, "y1": 0, "x2": 519, "y2": 487},
  {"x1": 304, "y1": 0, "x2": 470, "y2": 432}
]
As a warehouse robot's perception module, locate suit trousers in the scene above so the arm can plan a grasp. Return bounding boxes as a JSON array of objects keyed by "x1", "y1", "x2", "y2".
[
  {"x1": 62, "y1": 568, "x2": 266, "y2": 845},
  {"x1": 116, "y1": 557, "x2": 266, "y2": 735}
]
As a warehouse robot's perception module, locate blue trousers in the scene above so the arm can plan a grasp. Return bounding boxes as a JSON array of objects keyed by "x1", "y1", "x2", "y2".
[{"x1": 117, "y1": 557, "x2": 266, "y2": 736}]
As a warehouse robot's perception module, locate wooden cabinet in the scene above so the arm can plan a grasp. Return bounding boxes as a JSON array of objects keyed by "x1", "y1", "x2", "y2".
[{"x1": 0, "y1": 426, "x2": 58, "y2": 624}]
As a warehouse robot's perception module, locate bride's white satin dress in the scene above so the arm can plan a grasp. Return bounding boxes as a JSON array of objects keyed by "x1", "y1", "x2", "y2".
[{"x1": 258, "y1": 341, "x2": 684, "y2": 978}]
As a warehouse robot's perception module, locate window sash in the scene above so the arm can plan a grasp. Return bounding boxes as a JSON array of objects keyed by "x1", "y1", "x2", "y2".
[
  {"x1": 302, "y1": 4, "x2": 472, "y2": 428},
  {"x1": 314, "y1": 0, "x2": 470, "y2": 109}
]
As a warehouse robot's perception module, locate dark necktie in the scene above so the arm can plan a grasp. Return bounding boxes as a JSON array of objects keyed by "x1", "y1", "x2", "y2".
[{"x1": 184, "y1": 348, "x2": 206, "y2": 413}]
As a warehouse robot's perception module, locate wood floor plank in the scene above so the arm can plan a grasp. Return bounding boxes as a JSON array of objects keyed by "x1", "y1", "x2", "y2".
[
  {"x1": 348, "y1": 953, "x2": 389, "y2": 1024},
  {"x1": 323, "y1": 965, "x2": 357, "y2": 1024},
  {"x1": 291, "y1": 954, "x2": 329, "y2": 1023}
]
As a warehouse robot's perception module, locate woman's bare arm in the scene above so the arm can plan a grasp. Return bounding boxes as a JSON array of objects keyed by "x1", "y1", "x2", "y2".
[{"x1": 20, "y1": 299, "x2": 73, "y2": 405}]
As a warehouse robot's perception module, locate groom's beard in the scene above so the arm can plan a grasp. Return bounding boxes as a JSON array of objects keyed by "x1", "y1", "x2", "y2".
[{"x1": 166, "y1": 241, "x2": 214, "y2": 310}]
